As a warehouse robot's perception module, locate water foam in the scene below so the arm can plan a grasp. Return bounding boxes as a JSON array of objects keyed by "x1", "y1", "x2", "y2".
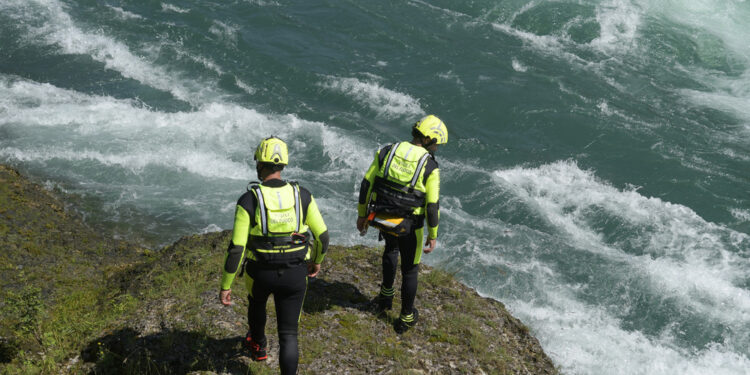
[
  {"x1": 511, "y1": 58, "x2": 529, "y2": 72},
  {"x1": 599, "y1": 0, "x2": 750, "y2": 125},
  {"x1": 106, "y1": 5, "x2": 144, "y2": 20},
  {"x1": 590, "y1": 0, "x2": 642, "y2": 52},
  {"x1": 731, "y1": 208, "x2": 750, "y2": 222},
  {"x1": 0, "y1": 76, "x2": 364, "y2": 182},
  {"x1": 1, "y1": 72, "x2": 385, "y2": 245},
  {"x1": 488, "y1": 160, "x2": 750, "y2": 373},
  {"x1": 241, "y1": 0, "x2": 281, "y2": 6},
  {"x1": 319, "y1": 76, "x2": 424, "y2": 119},
  {"x1": 486, "y1": 0, "x2": 750, "y2": 132},
  {"x1": 161, "y1": 3, "x2": 190, "y2": 14},
  {"x1": 235, "y1": 78, "x2": 257, "y2": 95},
  {"x1": 637, "y1": 0, "x2": 750, "y2": 62},
  {"x1": 209, "y1": 20, "x2": 239, "y2": 44},
  {"x1": 509, "y1": 290, "x2": 750, "y2": 375},
  {"x1": 3, "y1": 0, "x2": 223, "y2": 107}
]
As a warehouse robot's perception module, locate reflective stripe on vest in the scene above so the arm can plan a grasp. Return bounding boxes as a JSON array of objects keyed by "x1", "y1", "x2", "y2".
[
  {"x1": 382, "y1": 143, "x2": 399, "y2": 180},
  {"x1": 253, "y1": 185, "x2": 268, "y2": 235},
  {"x1": 293, "y1": 183, "x2": 301, "y2": 233}
]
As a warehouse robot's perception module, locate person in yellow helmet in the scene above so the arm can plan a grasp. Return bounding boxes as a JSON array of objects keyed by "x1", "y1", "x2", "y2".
[
  {"x1": 220, "y1": 136, "x2": 329, "y2": 374},
  {"x1": 356, "y1": 115, "x2": 447, "y2": 333}
]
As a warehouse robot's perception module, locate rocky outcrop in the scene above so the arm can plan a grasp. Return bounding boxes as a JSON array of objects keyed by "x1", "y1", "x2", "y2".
[{"x1": 0, "y1": 164, "x2": 557, "y2": 374}]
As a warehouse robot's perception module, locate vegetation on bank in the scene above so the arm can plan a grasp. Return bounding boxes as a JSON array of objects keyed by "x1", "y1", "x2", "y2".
[{"x1": 0, "y1": 165, "x2": 557, "y2": 374}]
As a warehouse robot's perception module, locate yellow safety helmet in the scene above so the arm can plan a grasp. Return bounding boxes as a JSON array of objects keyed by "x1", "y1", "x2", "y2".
[
  {"x1": 413, "y1": 115, "x2": 448, "y2": 145},
  {"x1": 254, "y1": 136, "x2": 288, "y2": 165}
]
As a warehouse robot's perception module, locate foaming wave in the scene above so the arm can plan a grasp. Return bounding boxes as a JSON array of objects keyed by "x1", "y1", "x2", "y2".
[
  {"x1": 3, "y1": 0, "x2": 221, "y2": 106},
  {"x1": 241, "y1": 0, "x2": 281, "y2": 6},
  {"x1": 493, "y1": 160, "x2": 750, "y2": 326},
  {"x1": 234, "y1": 78, "x2": 257, "y2": 95},
  {"x1": 603, "y1": 0, "x2": 750, "y2": 126},
  {"x1": 409, "y1": 0, "x2": 472, "y2": 19},
  {"x1": 511, "y1": 58, "x2": 529, "y2": 72},
  {"x1": 731, "y1": 208, "x2": 750, "y2": 222},
  {"x1": 0, "y1": 147, "x2": 251, "y2": 180},
  {"x1": 590, "y1": 0, "x2": 642, "y2": 52},
  {"x1": 319, "y1": 126, "x2": 373, "y2": 172},
  {"x1": 680, "y1": 73, "x2": 750, "y2": 125},
  {"x1": 1, "y1": 77, "x2": 367, "y2": 181},
  {"x1": 508, "y1": 291, "x2": 750, "y2": 375},
  {"x1": 209, "y1": 20, "x2": 239, "y2": 44},
  {"x1": 105, "y1": 5, "x2": 144, "y2": 20},
  {"x1": 635, "y1": 0, "x2": 750, "y2": 62},
  {"x1": 1, "y1": 75, "x2": 384, "y2": 245},
  {"x1": 491, "y1": 22, "x2": 585, "y2": 65},
  {"x1": 486, "y1": 0, "x2": 750, "y2": 136},
  {"x1": 319, "y1": 76, "x2": 424, "y2": 119},
  {"x1": 440, "y1": 184, "x2": 750, "y2": 374},
  {"x1": 199, "y1": 224, "x2": 222, "y2": 234},
  {"x1": 161, "y1": 3, "x2": 190, "y2": 14}
]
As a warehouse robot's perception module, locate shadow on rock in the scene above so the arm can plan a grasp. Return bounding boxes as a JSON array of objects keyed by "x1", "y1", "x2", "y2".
[
  {"x1": 0, "y1": 337, "x2": 17, "y2": 364},
  {"x1": 82, "y1": 327, "x2": 254, "y2": 375},
  {"x1": 304, "y1": 277, "x2": 371, "y2": 313}
]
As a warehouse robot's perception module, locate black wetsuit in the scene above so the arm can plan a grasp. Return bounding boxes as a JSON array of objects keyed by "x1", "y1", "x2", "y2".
[
  {"x1": 246, "y1": 261, "x2": 307, "y2": 375},
  {"x1": 382, "y1": 231, "x2": 420, "y2": 316},
  {"x1": 357, "y1": 142, "x2": 440, "y2": 320},
  {"x1": 221, "y1": 178, "x2": 329, "y2": 375}
]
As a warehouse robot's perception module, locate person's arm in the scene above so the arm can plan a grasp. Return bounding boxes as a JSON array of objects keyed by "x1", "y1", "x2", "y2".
[
  {"x1": 219, "y1": 193, "x2": 255, "y2": 304},
  {"x1": 305, "y1": 195, "x2": 328, "y2": 277},
  {"x1": 357, "y1": 150, "x2": 381, "y2": 217},
  {"x1": 356, "y1": 149, "x2": 383, "y2": 231},
  {"x1": 423, "y1": 167, "x2": 440, "y2": 253}
]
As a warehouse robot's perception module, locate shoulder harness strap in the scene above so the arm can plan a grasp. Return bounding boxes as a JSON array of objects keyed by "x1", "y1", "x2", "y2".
[
  {"x1": 292, "y1": 183, "x2": 301, "y2": 233},
  {"x1": 410, "y1": 153, "x2": 431, "y2": 188},
  {"x1": 246, "y1": 180, "x2": 261, "y2": 191},
  {"x1": 382, "y1": 142, "x2": 399, "y2": 180},
  {"x1": 251, "y1": 185, "x2": 268, "y2": 236}
]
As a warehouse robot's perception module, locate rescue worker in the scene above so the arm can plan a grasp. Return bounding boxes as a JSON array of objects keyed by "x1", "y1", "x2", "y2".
[
  {"x1": 356, "y1": 115, "x2": 447, "y2": 334},
  {"x1": 220, "y1": 136, "x2": 329, "y2": 374}
]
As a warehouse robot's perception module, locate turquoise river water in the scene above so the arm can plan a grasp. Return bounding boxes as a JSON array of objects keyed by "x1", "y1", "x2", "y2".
[{"x1": 1, "y1": 0, "x2": 749, "y2": 373}]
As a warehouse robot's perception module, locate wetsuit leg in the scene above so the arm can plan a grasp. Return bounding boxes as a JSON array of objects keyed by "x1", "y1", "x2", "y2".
[
  {"x1": 273, "y1": 264, "x2": 308, "y2": 375},
  {"x1": 397, "y1": 231, "x2": 419, "y2": 316},
  {"x1": 247, "y1": 267, "x2": 272, "y2": 348},
  {"x1": 381, "y1": 234, "x2": 399, "y2": 296}
]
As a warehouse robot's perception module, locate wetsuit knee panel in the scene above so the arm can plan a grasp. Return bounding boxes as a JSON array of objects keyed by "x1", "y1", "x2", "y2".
[{"x1": 401, "y1": 262, "x2": 419, "y2": 275}]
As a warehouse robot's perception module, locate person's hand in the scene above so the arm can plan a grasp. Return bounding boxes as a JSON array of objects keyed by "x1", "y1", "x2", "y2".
[
  {"x1": 307, "y1": 263, "x2": 321, "y2": 278},
  {"x1": 423, "y1": 238, "x2": 437, "y2": 254},
  {"x1": 220, "y1": 289, "x2": 232, "y2": 306},
  {"x1": 356, "y1": 216, "x2": 368, "y2": 232}
]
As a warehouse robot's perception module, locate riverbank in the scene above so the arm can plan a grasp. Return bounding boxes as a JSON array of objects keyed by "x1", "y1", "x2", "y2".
[{"x1": 0, "y1": 164, "x2": 557, "y2": 374}]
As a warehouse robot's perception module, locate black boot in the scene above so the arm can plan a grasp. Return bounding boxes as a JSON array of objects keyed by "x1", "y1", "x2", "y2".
[{"x1": 394, "y1": 308, "x2": 418, "y2": 334}]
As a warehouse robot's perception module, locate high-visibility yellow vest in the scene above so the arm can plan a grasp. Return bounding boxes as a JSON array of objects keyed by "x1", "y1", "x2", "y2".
[{"x1": 248, "y1": 182, "x2": 309, "y2": 265}]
